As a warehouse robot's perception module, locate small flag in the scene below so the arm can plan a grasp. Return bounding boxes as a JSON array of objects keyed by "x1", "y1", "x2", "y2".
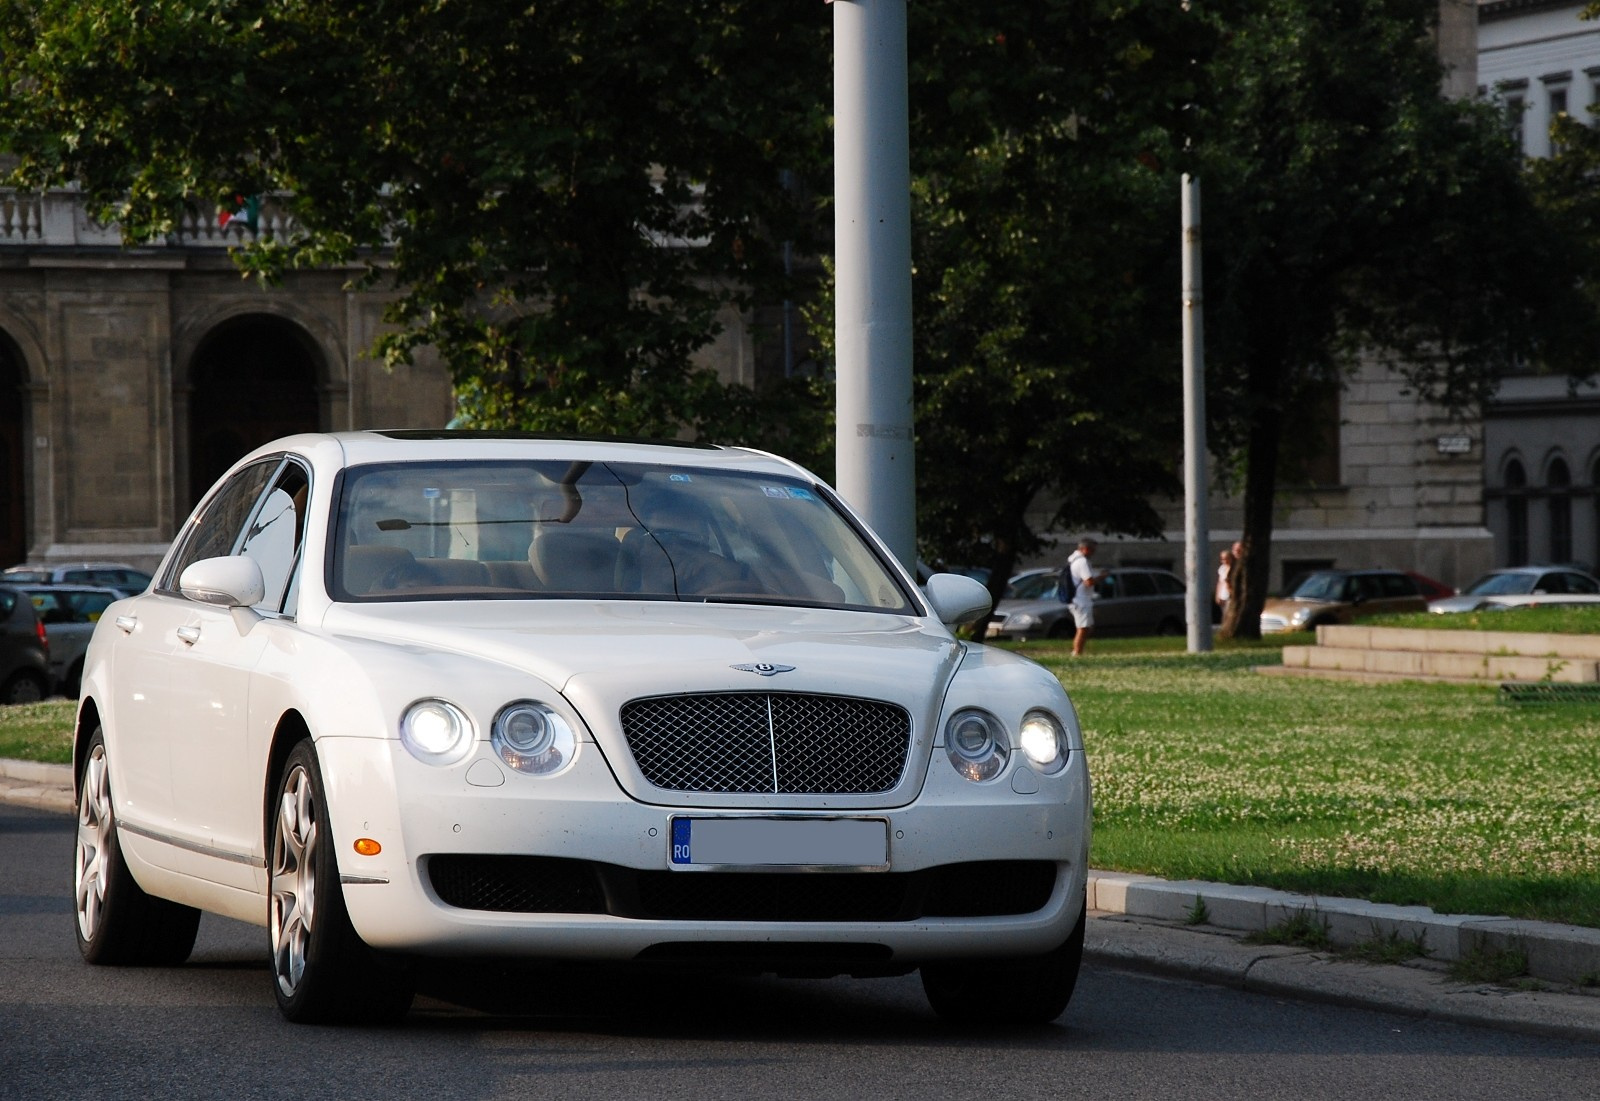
[{"x1": 218, "y1": 194, "x2": 260, "y2": 233}]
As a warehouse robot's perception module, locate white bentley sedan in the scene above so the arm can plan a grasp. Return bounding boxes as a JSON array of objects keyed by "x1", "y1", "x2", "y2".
[{"x1": 72, "y1": 432, "x2": 1091, "y2": 1024}]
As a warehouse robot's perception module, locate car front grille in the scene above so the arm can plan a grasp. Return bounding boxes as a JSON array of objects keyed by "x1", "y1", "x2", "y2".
[
  {"x1": 619, "y1": 691, "x2": 912, "y2": 794},
  {"x1": 426, "y1": 855, "x2": 1057, "y2": 921},
  {"x1": 1259, "y1": 615, "x2": 1288, "y2": 632}
]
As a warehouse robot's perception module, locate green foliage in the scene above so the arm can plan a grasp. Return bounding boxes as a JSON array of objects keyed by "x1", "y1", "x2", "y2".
[
  {"x1": 1449, "y1": 945, "x2": 1529, "y2": 985},
  {"x1": 1244, "y1": 908, "x2": 1331, "y2": 949},
  {"x1": 0, "y1": 0, "x2": 833, "y2": 445},
  {"x1": 1193, "y1": 0, "x2": 1600, "y2": 638},
  {"x1": 1340, "y1": 926, "x2": 1432, "y2": 966},
  {"x1": 0, "y1": 700, "x2": 75, "y2": 764},
  {"x1": 810, "y1": 0, "x2": 1197, "y2": 588}
]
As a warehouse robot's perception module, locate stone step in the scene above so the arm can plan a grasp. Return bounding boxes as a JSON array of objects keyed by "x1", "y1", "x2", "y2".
[
  {"x1": 1281, "y1": 644, "x2": 1600, "y2": 683},
  {"x1": 1317, "y1": 624, "x2": 1600, "y2": 661},
  {"x1": 1255, "y1": 664, "x2": 1494, "y2": 686}
]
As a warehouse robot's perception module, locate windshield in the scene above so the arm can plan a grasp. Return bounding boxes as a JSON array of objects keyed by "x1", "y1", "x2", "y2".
[
  {"x1": 1289, "y1": 573, "x2": 1351, "y2": 602},
  {"x1": 330, "y1": 459, "x2": 916, "y2": 613},
  {"x1": 1463, "y1": 572, "x2": 1534, "y2": 596},
  {"x1": 1006, "y1": 572, "x2": 1062, "y2": 601}
]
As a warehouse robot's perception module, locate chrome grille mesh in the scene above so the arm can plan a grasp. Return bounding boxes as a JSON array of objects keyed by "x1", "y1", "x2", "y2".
[{"x1": 620, "y1": 692, "x2": 912, "y2": 794}]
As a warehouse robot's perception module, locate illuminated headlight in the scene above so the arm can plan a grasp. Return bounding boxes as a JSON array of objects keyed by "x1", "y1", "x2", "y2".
[
  {"x1": 492, "y1": 701, "x2": 577, "y2": 776},
  {"x1": 1289, "y1": 608, "x2": 1313, "y2": 626},
  {"x1": 1018, "y1": 710, "x2": 1069, "y2": 775},
  {"x1": 944, "y1": 708, "x2": 1009, "y2": 783},
  {"x1": 399, "y1": 699, "x2": 475, "y2": 766}
]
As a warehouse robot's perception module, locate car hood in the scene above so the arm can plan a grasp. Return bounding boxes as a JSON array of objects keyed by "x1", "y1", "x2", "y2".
[
  {"x1": 1260, "y1": 597, "x2": 1340, "y2": 618},
  {"x1": 993, "y1": 597, "x2": 1067, "y2": 616},
  {"x1": 1427, "y1": 594, "x2": 1484, "y2": 613},
  {"x1": 319, "y1": 598, "x2": 964, "y2": 711}
]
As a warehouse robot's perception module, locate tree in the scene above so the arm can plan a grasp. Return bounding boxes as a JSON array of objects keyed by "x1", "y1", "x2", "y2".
[
  {"x1": 0, "y1": 0, "x2": 833, "y2": 443},
  {"x1": 811, "y1": 0, "x2": 1207, "y2": 595},
  {"x1": 1193, "y1": 0, "x2": 1600, "y2": 638}
]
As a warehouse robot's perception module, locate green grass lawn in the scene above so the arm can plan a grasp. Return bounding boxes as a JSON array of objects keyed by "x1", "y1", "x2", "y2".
[
  {"x1": 1020, "y1": 631, "x2": 1600, "y2": 927},
  {"x1": 6, "y1": 611, "x2": 1599, "y2": 928}
]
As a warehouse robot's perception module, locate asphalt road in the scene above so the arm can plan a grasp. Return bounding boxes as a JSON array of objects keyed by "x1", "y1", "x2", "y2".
[{"x1": 3, "y1": 802, "x2": 1595, "y2": 1101}]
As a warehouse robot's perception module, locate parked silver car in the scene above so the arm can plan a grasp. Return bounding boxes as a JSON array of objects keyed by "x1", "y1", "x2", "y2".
[
  {"x1": 3, "y1": 561, "x2": 153, "y2": 591},
  {"x1": 1427, "y1": 566, "x2": 1600, "y2": 614},
  {"x1": 986, "y1": 567, "x2": 1188, "y2": 640},
  {"x1": 23, "y1": 585, "x2": 128, "y2": 695}
]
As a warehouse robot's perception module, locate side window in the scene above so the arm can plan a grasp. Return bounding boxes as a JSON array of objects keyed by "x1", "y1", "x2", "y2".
[
  {"x1": 1380, "y1": 573, "x2": 1417, "y2": 598},
  {"x1": 1122, "y1": 573, "x2": 1157, "y2": 598},
  {"x1": 163, "y1": 460, "x2": 279, "y2": 592},
  {"x1": 1539, "y1": 572, "x2": 1568, "y2": 595},
  {"x1": 1566, "y1": 573, "x2": 1599, "y2": 595},
  {"x1": 238, "y1": 462, "x2": 311, "y2": 616}
]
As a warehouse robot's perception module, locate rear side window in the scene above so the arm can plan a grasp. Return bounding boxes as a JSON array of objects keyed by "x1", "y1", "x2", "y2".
[
  {"x1": 1379, "y1": 573, "x2": 1419, "y2": 598},
  {"x1": 162, "y1": 460, "x2": 279, "y2": 591}
]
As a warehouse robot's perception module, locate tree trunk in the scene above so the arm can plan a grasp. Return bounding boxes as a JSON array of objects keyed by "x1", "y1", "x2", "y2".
[{"x1": 1219, "y1": 345, "x2": 1287, "y2": 641}]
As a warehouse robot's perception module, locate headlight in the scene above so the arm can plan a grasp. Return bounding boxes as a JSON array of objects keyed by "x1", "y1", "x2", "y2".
[
  {"x1": 1006, "y1": 613, "x2": 1040, "y2": 631},
  {"x1": 1018, "y1": 710, "x2": 1069, "y2": 775},
  {"x1": 492, "y1": 701, "x2": 577, "y2": 776},
  {"x1": 944, "y1": 708, "x2": 1009, "y2": 782},
  {"x1": 399, "y1": 699, "x2": 475, "y2": 766},
  {"x1": 1290, "y1": 608, "x2": 1312, "y2": 625}
]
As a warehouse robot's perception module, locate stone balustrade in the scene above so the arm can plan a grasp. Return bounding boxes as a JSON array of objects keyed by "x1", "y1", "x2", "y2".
[{"x1": 0, "y1": 188, "x2": 294, "y2": 249}]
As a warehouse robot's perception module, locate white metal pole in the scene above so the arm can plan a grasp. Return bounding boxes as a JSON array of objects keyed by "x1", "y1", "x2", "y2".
[
  {"x1": 1182, "y1": 174, "x2": 1213, "y2": 652},
  {"x1": 833, "y1": 0, "x2": 916, "y2": 570}
]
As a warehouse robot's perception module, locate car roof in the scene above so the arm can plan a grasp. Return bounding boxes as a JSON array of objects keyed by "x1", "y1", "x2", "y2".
[{"x1": 242, "y1": 430, "x2": 811, "y2": 480}]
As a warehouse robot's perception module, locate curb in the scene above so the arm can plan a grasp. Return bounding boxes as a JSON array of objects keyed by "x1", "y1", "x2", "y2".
[
  {"x1": 3, "y1": 760, "x2": 1597, "y2": 1040},
  {"x1": 1087, "y1": 871, "x2": 1600, "y2": 989}
]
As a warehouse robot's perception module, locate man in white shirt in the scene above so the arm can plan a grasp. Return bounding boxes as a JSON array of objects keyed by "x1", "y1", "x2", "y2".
[{"x1": 1065, "y1": 538, "x2": 1100, "y2": 656}]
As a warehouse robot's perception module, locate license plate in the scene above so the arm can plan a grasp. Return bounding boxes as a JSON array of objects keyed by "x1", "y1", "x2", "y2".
[{"x1": 669, "y1": 817, "x2": 888, "y2": 870}]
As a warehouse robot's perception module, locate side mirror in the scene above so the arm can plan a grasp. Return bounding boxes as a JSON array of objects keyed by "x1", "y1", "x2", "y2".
[
  {"x1": 923, "y1": 572, "x2": 993, "y2": 628},
  {"x1": 179, "y1": 556, "x2": 266, "y2": 609}
]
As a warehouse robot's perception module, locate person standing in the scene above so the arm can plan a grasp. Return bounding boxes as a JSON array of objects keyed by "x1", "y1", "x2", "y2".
[
  {"x1": 1065, "y1": 538, "x2": 1100, "y2": 656},
  {"x1": 1215, "y1": 547, "x2": 1235, "y2": 619}
]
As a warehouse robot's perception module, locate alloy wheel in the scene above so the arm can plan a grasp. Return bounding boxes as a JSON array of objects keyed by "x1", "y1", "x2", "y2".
[
  {"x1": 269, "y1": 764, "x2": 319, "y2": 997},
  {"x1": 73, "y1": 744, "x2": 111, "y2": 942}
]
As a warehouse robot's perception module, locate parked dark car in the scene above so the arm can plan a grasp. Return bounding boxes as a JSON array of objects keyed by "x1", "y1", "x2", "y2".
[
  {"x1": 986, "y1": 567, "x2": 1188, "y2": 640},
  {"x1": 0, "y1": 583, "x2": 51, "y2": 703},
  {"x1": 1259, "y1": 569, "x2": 1429, "y2": 633}
]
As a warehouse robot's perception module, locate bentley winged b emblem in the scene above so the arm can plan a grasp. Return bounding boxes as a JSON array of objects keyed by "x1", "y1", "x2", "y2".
[{"x1": 731, "y1": 662, "x2": 796, "y2": 677}]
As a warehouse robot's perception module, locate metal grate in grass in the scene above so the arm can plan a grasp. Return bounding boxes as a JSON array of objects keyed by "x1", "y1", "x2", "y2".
[{"x1": 1498, "y1": 682, "x2": 1600, "y2": 705}]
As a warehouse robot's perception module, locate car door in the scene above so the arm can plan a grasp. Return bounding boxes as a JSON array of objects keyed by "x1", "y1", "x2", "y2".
[
  {"x1": 170, "y1": 459, "x2": 311, "y2": 886},
  {"x1": 110, "y1": 458, "x2": 284, "y2": 887}
]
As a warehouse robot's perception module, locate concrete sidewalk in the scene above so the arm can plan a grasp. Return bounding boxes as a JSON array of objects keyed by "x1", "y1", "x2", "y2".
[{"x1": 5, "y1": 757, "x2": 1598, "y2": 1041}]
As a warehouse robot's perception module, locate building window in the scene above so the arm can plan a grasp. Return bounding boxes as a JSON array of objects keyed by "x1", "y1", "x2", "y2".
[
  {"x1": 1506, "y1": 459, "x2": 1528, "y2": 566},
  {"x1": 1505, "y1": 94, "x2": 1526, "y2": 154},
  {"x1": 1548, "y1": 457, "x2": 1572, "y2": 564},
  {"x1": 1550, "y1": 86, "x2": 1570, "y2": 155}
]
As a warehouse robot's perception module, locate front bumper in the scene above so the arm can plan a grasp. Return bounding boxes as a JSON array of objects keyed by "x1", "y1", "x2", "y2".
[{"x1": 316, "y1": 734, "x2": 1091, "y2": 965}]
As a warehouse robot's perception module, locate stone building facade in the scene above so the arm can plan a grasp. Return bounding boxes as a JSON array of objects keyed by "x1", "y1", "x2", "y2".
[
  {"x1": 1478, "y1": 0, "x2": 1600, "y2": 573},
  {"x1": 0, "y1": 190, "x2": 455, "y2": 571}
]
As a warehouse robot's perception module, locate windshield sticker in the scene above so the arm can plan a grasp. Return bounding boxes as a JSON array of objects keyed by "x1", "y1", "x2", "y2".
[
  {"x1": 762, "y1": 485, "x2": 788, "y2": 497},
  {"x1": 787, "y1": 486, "x2": 816, "y2": 501},
  {"x1": 669, "y1": 474, "x2": 692, "y2": 483}
]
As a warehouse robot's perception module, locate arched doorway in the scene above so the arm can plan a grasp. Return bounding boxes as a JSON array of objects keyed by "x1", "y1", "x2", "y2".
[
  {"x1": 187, "y1": 315, "x2": 322, "y2": 507},
  {"x1": 0, "y1": 335, "x2": 29, "y2": 568}
]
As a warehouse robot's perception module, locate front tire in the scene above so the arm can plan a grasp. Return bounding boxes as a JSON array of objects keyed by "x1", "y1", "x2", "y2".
[
  {"x1": 269, "y1": 740, "x2": 413, "y2": 1024},
  {"x1": 921, "y1": 900, "x2": 1086, "y2": 1025},
  {"x1": 74, "y1": 729, "x2": 201, "y2": 965}
]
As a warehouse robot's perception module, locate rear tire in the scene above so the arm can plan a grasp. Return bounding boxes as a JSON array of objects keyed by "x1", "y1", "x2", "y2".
[
  {"x1": 74, "y1": 729, "x2": 201, "y2": 965},
  {"x1": 921, "y1": 900, "x2": 1085, "y2": 1025},
  {"x1": 269, "y1": 740, "x2": 414, "y2": 1024},
  {"x1": 3, "y1": 669, "x2": 47, "y2": 704}
]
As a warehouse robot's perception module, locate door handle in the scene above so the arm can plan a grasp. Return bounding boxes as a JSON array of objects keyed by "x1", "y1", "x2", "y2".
[
  {"x1": 176, "y1": 625, "x2": 201, "y2": 645},
  {"x1": 114, "y1": 616, "x2": 137, "y2": 634}
]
